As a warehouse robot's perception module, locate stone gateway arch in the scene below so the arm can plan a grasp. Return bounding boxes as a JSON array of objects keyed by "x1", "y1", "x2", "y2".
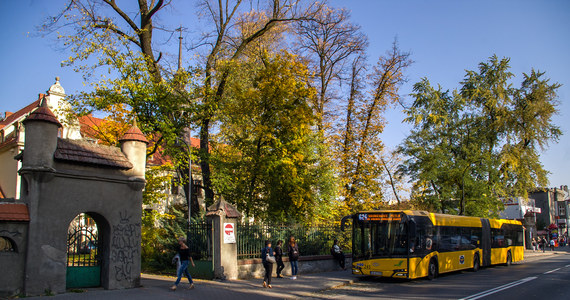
[{"x1": 0, "y1": 99, "x2": 147, "y2": 297}]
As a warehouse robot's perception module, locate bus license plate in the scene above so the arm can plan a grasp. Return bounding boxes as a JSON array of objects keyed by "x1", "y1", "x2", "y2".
[{"x1": 370, "y1": 271, "x2": 382, "y2": 276}]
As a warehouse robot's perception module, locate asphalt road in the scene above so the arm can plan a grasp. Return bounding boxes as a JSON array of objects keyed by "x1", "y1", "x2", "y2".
[{"x1": 308, "y1": 251, "x2": 570, "y2": 300}]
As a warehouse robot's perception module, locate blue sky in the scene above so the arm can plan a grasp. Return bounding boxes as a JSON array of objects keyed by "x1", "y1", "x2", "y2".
[{"x1": 1, "y1": 0, "x2": 569, "y2": 189}]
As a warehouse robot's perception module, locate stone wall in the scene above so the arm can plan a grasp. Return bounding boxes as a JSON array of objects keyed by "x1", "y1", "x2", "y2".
[
  {"x1": 0, "y1": 222, "x2": 28, "y2": 298},
  {"x1": 237, "y1": 255, "x2": 351, "y2": 279}
]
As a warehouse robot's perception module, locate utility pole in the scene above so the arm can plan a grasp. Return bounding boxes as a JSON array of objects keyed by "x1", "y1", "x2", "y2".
[{"x1": 176, "y1": 26, "x2": 186, "y2": 71}]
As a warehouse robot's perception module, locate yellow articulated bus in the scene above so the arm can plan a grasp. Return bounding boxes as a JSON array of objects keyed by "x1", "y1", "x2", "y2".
[{"x1": 341, "y1": 210, "x2": 524, "y2": 280}]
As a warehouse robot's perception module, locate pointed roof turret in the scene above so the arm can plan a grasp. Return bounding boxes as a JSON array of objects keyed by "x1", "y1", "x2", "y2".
[
  {"x1": 119, "y1": 120, "x2": 148, "y2": 144},
  {"x1": 206, "y1": 198, "x2": 242, "y2": 218},
  {"x1": 22, "y1": 95, "x2": 62, "y2": 127}
]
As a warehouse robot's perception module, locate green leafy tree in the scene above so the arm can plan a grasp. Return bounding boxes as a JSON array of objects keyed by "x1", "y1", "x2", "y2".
[
  {"x1": 400, "y1": 56, "x2": 561, "y2": 217},
  {"x1": 212, "y1": 51, "x2": 327, "y2": 223}
]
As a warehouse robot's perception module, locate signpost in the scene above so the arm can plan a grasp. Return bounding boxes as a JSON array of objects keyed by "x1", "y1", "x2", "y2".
[{"x1": 223, "y1": 223, "x2": 236, "y2": 244}]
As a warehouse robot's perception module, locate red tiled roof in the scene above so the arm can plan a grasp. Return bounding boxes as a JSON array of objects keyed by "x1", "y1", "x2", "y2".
[
  {"x1": 78, "y1": 114, "x2": 105, "y2": 141},
  {"x1": 0, "y1": 99, "x2": 42, "y2": 130},
  {"x1": 0, "y1": 98, "x2": 41, "y2": 131},
  {"x1": 120, "y1": 124, "x2": 149, "y2": 144},
  {"x1": 0, "y1": 203, "x2": 30, "y2": 221},
  {"x1": 77, "y1": 115, "x2": 203, "y2": 168},
  {"x1": 55, "y1": 138, "x2": 133, "y2": 169}
]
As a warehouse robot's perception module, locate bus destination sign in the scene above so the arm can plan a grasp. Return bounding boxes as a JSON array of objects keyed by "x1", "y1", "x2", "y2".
[{"x1": 358, "y1": 213, "x2": 402, "y2": 222}]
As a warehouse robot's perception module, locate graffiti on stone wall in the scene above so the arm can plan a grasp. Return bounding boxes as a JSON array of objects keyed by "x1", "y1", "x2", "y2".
[{"x1": 111, "y1": 210, "x2": 140, "y2": 281}]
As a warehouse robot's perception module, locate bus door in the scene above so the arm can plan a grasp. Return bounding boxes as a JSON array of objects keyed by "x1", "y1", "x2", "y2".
[{"x1": 481, "y1": 218, "x2": 491, "y2": 266}]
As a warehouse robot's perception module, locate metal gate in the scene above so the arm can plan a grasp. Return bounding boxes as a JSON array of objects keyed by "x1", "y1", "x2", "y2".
[{"x1": 66, "y1": 225, "x2": 101, "y2": 288}]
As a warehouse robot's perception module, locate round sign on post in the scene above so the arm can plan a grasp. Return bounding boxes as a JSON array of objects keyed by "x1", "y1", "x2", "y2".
[{"x1": 223, "y1": 223, "x2": 236, "y2": 244}]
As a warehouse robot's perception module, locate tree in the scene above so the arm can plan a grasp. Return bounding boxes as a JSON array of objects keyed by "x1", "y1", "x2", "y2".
[
  {"x1": 336, "y1": 41, "x2": 412, "y2": 214},
  {"x1": 294, "y1": 5, "x2": 367, "y2": 135},
  {"x1": 44, "y1": 0, "x2": 325, "y2": 210},
  {"x1": 400, "y1": 56, "x2": 561, "y2": 217},
  {"x1": 212, "y1": 51, "x2": 322, "y2": 222},
  {"x1": 194, "y1": 0, "x2": 324, "y2": 205}
]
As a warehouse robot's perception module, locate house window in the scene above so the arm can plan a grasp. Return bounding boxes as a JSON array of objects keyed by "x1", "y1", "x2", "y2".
[{"x1": 0, "y1": 237, "x2": 16, "y2": 252}]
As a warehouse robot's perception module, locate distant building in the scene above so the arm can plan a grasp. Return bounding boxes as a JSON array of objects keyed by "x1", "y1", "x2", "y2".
[
  {"x1": 0, "y1": 101, "x2": 147, "y2": 296},
  {"x1": 0, "y1": 78, "x2": 81, "y2": 199},
  {"x1": 529, "y1": 187, "x2": 567, "y2": 231}
]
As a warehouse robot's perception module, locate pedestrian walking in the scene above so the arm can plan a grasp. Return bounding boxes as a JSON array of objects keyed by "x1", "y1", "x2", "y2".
[
  {"x1": 171, "y1": 236, "x2": 195, "y2": 291},
  {"x1": 549, "y1": 238, "x2": 555, "y2": 251},
  {"x1": 275, "y1": 240, "x2": 285, "y2": 278},
  {"x1": 261, "y1": 240, "x2": 274, "y2": 288},
  {"x1": 540, "y1": 236, "x2": 547, "y2": 253},
  {"x1": 288, "y1": 236, "x2": 299, "y2": 280},
  {"x1": 331, "y1": 239, "x2": 346, "y2": 270},
  {"x1": 531, "y1": 238, "x2": 537, "y2": 252}
]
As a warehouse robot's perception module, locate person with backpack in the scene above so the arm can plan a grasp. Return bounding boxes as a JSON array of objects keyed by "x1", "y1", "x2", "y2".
[
  {"x1": 287, "y1": 236, "x2": 299, "y2": 279},
  {"x1": 331, "y1": 239, "x2": 346, "y2": 270}
]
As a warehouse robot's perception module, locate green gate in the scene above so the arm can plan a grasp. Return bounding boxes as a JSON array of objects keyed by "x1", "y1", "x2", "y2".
[{"x1": 66, "y1": 221, "x2": 100, "y2": 288}]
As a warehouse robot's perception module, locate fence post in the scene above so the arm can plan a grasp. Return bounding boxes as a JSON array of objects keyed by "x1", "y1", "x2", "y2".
[{"x1": 206, "y1": 199, "x2": 242, "y2": 280}]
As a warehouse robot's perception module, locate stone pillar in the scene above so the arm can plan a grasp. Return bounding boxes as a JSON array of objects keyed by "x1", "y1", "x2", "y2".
[
  {"x1": 206, "y1": 199, "x2": 241, "y2": 280},
  {"x1": 20, "y1": 99, "x2": 64, "y2": 296}
]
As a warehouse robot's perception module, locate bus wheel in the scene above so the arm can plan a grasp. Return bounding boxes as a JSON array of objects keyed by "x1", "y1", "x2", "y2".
[
  {"x1": 472, "y1": 254, "x2": 480, "y2": 272},
  {"x1": 505, "y1": 251, "x2": 512, "y2": 266},
  {"x1": 428, "y1": 258, "x2": 438, "y2": 280}
]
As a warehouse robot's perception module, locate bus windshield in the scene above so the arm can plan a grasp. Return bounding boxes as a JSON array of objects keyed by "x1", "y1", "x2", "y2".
[{"x1": 353, "y1": 212, "x2": 408, "y2": 260}]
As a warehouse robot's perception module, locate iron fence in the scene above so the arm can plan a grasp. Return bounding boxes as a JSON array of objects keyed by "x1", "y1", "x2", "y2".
[
  {"x1": 237, "y1": 223, "x2": 350, "y2": 259},
  {"x1": 187, "y1": 221, "x2": 213, "y2": 260},
  {"x1": 67, "y1": 226, "x2": 99, "y2": 267}
]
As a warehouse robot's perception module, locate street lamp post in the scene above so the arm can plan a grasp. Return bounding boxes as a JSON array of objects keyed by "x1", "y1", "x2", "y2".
[
  {"x1": 187, "y1": 131, "x2": 192, "y2": 227},
  {"x1": 176, "y1": 134, "x2": 192, "y2": 228}
]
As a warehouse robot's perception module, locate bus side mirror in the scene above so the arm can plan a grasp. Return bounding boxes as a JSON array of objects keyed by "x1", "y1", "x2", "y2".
[{"x1": 341, "y1": 215, "x2": 352, "y2": 231}]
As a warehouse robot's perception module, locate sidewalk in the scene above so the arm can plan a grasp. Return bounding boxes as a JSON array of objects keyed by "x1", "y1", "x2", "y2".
[
  {"x1": 23, "y1": 247, "x2": 570, "y2": 299},
  {"x1": 522, "y1": 245, "x2": 570, "y2": 261},
  {"x1": 25, "y1": 269, "x2": 355, "y2": 300}
]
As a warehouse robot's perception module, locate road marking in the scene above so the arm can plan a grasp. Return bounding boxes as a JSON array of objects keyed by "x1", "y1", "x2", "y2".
[
  {"x1": 565, "y1": 264, "x2": 570, "y2": 268},
  {"x1": 459, "y1": 277, "x2": 537, "y2": 300},
  {"x1": 543, "y1": 268, "x2": 561, "y2": 274}
]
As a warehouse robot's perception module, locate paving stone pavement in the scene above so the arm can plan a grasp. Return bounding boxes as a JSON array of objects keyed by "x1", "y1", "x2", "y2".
[
  {"x1": 22, "y1": 247, "x2": 570, "y2": 300},
  {"x1": 23, "y1": 269, "x2": 355, "y2": 300}
]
